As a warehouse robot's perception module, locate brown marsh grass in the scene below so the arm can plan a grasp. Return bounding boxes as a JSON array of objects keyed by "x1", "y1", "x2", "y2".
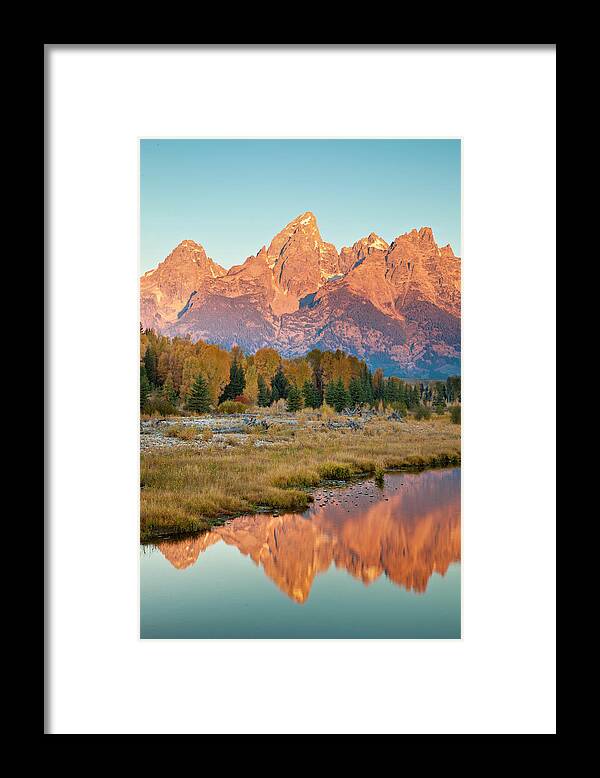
[{"x1": 140, "y1": 415, "x2": 460, "y2": 541}]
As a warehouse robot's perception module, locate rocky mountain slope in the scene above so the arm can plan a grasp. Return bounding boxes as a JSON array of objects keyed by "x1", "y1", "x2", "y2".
[
  {"x1": 140, "y1": 212, "x2": 461, "y2": 376},
  {"x1": 140, "y1": 239, "x2": 226, "y2": 331}
]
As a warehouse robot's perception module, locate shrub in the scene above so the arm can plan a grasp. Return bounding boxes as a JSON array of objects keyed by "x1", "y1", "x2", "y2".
[
  {"x1": 414, "y1": 404, "x2": 432, "y2": 421},
  {"x1": 270, "y1": 398, "x2": 287, "y2": 414},
  {"x1": 218, "y1": 400, "x2": 247, "y2": 414},
  {"x1": 144, "y1": 392, "x2": 178, "y2": 417},
  {"x1": 200, "y1": 427, "x2": 214, "y2": 441},
  {"x1": 233, "y1": 394, "x2": 252, "y2": 406},
  {"x1": 163, "y1": 424, "x2": 198, "y2": 441},
  {"x1": 320, "y1": 403, "x2": 337, "y2": 419},
  {"x1": 449, "y1": 405, "x2": 461, "y2": 424}
]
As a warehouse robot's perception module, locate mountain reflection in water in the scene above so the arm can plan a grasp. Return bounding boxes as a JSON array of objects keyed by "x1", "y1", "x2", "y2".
[{"x1": 153, "y1": 468, "x2": 460, "y2": 604}]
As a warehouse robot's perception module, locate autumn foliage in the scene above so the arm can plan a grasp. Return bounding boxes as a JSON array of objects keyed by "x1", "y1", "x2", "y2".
[{"x1": 140, "y1": 327, "x2": 460, "y2": 416}]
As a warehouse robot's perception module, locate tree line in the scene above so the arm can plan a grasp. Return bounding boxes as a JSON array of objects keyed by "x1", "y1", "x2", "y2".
[{"x1": 140, "y1": 328, "x2": 461, "y2": 415}]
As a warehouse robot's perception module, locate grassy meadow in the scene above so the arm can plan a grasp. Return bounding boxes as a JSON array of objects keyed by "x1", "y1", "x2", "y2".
[{"x1": 140, "y1": 413, "x2": 460, "y2": 541}]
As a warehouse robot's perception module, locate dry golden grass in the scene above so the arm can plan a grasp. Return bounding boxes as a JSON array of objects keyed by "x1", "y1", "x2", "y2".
[
  {"x1": 163, "y1": 424, "x2": 199, "y2": 441},
  {"x1": 140, "y1": 415, "x2": 460, "y2": 541},
  {"x1": 140, "y1": 412, "x2": 182, "y2": 421}
]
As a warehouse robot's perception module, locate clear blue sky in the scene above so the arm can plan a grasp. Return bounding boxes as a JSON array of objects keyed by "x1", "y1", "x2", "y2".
[{"x1": 140, "y1": 139, "x2": 461, "y2": 272}]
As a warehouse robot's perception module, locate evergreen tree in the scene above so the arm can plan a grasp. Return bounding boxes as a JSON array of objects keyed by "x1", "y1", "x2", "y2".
[
  {"x1": 325, "y1": 379, "x2": 350, "y2": 413},
  {"x1": 337, "y1": 379, "x2": 351, "y2": 412},
  {"x1": 433, "y1": 382, "x2": 446, "y2": 414},
  {"x1": 349, "y1": 377, "x2": 365, "y2": 406},
  {"x1": 407, "y1": 385, "x2": 420, "y2": 409},
  {"x1": 187, "y1": 374, "x2": 211, "y2": 413},
  {"x1": 324, "y1": 380, "x2": 338, "y2": 409},
  {"x1": 286, "y1": 385, "x2": 303, "y2": 412},
  {"x1": 302, "y1": 380, "x2": 320, "y2": 409},
  {"x1": 144, "y1": 346, "x2": 158, "y2": 386},
  {"x1": 383, "y1": 379, "x2": 394, "y2": 407},
  {"x1": 162, "y1": 373, "x2": 178, "y2": 407},
  {"x1": 360, "y1": 365, "x2": 374, "y2": 406},
  {"x1": 270, "y1": 364, "x2": 290, "y2": 402},
  {"x1": 140, "y1": 365, "x2": 150, "y2": 411},
  {"x1": 219, "y1": 359, "x2": 246, "y2": 403},
  {"x1": 398, "y1": 380, "x2": 408, "y2": 407},
  {"x1": 232, "y1": 359, "x2": 246, "y2": 397},
  {"x1": 446, "y1": 375, "x2": 461, "y2": 403},
  {"x1": 257, "y1": 375, "x2": 271, "y2": 407},
  {"x1": 312, "y1": 364, "x2": 324, "y2": 406},
  {"x1": 372, "y1": 368, "x2": 385, "y2": 404}
]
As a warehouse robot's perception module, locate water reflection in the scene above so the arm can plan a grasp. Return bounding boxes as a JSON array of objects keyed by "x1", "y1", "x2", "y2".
[{"x1": 152, "y1": 468, "x2": 460, "y2": 604}]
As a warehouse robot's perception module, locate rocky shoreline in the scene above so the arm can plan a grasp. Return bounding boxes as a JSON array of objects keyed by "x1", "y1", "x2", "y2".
[{"x1": 140, "y1": 410, "x2": 394, "y2": 451}]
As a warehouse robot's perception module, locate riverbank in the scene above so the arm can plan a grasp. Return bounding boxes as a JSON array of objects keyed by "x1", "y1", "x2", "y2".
[{"x1": 140, "y1": 412, "x2": 460, "y2": 541}]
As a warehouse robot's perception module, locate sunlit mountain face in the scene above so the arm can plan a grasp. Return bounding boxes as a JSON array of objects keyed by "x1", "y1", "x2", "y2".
[
  {"x1": 141, "y1": 213, "x2": 461, "y2": 377},
  {"x1": 154, "y1": 469, "x2": 461, "y2": 604}
]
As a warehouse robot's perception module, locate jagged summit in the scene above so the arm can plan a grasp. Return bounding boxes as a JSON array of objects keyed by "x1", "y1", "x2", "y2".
[
  {"x1": 139, "y1": 239, "x2": 226, "y2": 330},
  {"x1": 176, "y1": 238, "x2": 202, "y2": 248},
  {"x1": 366, "y1": 232, "x2": 388, "y2": 247},
  {"x1": 140, "y1": 213, "x2": 461, "y2": 376}
]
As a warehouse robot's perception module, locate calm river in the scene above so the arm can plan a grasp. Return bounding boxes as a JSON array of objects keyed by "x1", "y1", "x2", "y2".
[{"x1": 140, "y1": 467, "x2": 461, "y2": 638}]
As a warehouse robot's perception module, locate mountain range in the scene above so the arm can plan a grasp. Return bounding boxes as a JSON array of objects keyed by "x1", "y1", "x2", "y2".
[{"x1": 140, "y1": 212, "x2": 461, "y2": 377}]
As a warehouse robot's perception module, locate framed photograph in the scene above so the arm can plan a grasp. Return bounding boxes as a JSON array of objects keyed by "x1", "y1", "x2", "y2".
[
  {"x1": 46, "y1": 44, "x2": 556, "y2": 734},
  {"x1": 139, "y1": 138, "x2": 462, "y2": 639}
]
